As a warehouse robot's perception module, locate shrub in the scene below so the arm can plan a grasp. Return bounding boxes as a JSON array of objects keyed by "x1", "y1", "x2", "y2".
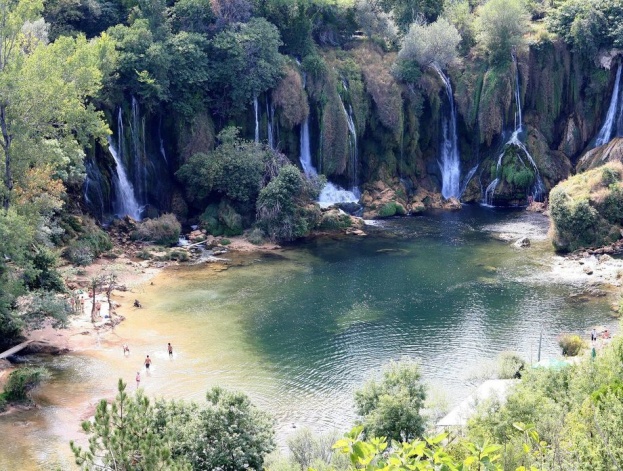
[
  {"x1": 169, "y1": 249, "x2": 189, "y2": 262},
  {"x1": 136, "y1": 249, "x2": 152, "y2": 260},
  {"x1": 219, "y1": 238, "x2": 231, "y2": 246},
  {"x1": 63, "y1": 241, "x2": 95, "y2": 266},
  {"x1": 354, "y1": 361, "x2": 426, "y2": 442},
  {"x1": 133, "y1": 214, "x2": 181, "y2": 246},
  {"x1": 22, "y1": 291, "x2": 72, "y2": 329},
  {"x1": 246, "y1": 228, "x2": 265, "y2": 245},
  {"x1": 62, "y1": 218, "x2": 112, "y2": 266},
  {"x1": 559, "y1": 334, "x2": 585, "y2": 356},
  {"x1": 497, "y1": 351, "x2": 525, "y2": 379},
  {"x1": 3, "y1": 367, "x2": 49, "y2": 402}
]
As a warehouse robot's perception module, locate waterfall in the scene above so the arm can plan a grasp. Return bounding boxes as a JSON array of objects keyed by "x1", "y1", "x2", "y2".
[
  {"x1": 483, "y1": 56, "x2": 545, "y2": 205},
  {"x1": 433, "y1": 65, "x2": 461, "y2": 200},
  {"x1": 108, "y1": 136, "x2": 142, "y2": 220},
  {"x1": 130, "y1": 96, "x2": 148, "y2": 202},
  {"x1": 337, "y1": 92, "x2": 359, "y2": 194},
  {"x1": 254, "y1": 96, "x2": 259, "y2": 143},
  {"x1": 595, "y1": 63, "x2": 623, "y2": 147},
  {"x1": 266, "y1": 98, "x2": 275, "y2": 150},
  {"x1": 299, "y1": 114, "x2": 317, "y2": 177},
  {"x1": 297, "y1": 68, "x2": 358, "y2": 207}
]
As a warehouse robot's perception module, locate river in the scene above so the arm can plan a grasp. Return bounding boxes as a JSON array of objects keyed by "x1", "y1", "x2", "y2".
[{"x1": 0, "y1": 207, "x2": 618, "y2": 469}]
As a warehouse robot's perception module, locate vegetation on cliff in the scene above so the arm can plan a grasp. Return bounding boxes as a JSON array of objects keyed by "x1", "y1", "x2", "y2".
[{"x1": 550, "y1": 162, "x2": 623, "y2": 252}]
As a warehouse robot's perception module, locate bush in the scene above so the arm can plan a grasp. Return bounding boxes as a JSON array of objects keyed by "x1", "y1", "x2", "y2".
[
  {"x1": 354, "y1": 361, "x2": 426, "y2": 442},
  {"x1": 497, "y1": 351, "x2": 525, "y2": 379},
  {"x1": 3, "y1": 367, "x2": 49, "y2": 402},
  {"x1": 63, "y1": 241, "x2": 95, "y2": 266},
  {"x1": 62, "y1": 218, "x2": 112, "y2": 266},
  {"x1": 219, "y1": 238, "x2": 231, "y2": 246},
  {"x1": 133, "y1": 214, "x2": 181, "y2": 246},
  {"x1": 22, "y1": 291, "x2": 72, "y2": 329},
  {"x1": 246, "y1": 228, "x2": 265, "y2": 245},
  {"x1": 559, "y1": 334, "x2": 585, "y2": 356},
  {"x1": 169, "y1": 249, "x2": 189, "y2": 262}
]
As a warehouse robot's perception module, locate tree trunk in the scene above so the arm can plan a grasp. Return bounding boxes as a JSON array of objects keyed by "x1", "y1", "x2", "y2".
[{"x1": 0, "y1": 103, "x2": 12, "y2": 210}]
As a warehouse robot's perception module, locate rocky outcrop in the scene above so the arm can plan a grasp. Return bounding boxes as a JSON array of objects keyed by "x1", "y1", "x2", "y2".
[{"x1": 576, "y1": 138, "x2": 623, "y2": 172}]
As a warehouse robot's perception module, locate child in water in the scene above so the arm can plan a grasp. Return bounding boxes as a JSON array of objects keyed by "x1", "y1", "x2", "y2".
[{"x1": 136, "y1": 371, "x2": 140, "y2": 388}]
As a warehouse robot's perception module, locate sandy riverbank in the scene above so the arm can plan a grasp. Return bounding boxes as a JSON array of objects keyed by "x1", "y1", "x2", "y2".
[{"x1": 20, "y1": 236, "x2": 283, "y2": 355}]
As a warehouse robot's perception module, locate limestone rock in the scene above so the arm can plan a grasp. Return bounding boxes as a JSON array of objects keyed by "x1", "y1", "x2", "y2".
[{"x1": 577, "y1": 137, "x2": 623, "y2": 172}]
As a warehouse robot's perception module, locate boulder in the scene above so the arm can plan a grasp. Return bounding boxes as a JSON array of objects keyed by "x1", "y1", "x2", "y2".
[
  {"x1": 577, "y1": 138, "x2": 623, "y2": 172},
  {"x1": 514, "y1": 237, "x2": 531, "y2": 248}
]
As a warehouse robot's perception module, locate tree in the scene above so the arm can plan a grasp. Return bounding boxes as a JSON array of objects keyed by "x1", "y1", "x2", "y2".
[
  {"x1": 0, "y1": 21, "x2": 115, "y2": 209},
  {"x1": 174, "y1": 386, "x2": 276, "y2": 471},
  {"x1": 475, "y1": 0, "x2": 530, "y2": 65},
  {"x1": 397, "y1": 17, "x2": 461, "y2": 73},
  {"x1": 176, "y1": 127, "x2": 265, "y2": 211},
  {"x1": 71, "y1": 379, "x2": 191, "y2": 470},
  {"x1": 547, "y1": 0, "x2": 623, "y2": 57},
  {"x1": 378, "y1": 0, "x2": 445, "y2": 33},
  {"x1": 207, "y1": 17, "x2": 284, "y2": 117},
  {"x1": 256, "y1": 164, "x2": 320, "y2": 242},
  {"x1": 353, "y1": 0, "x2": 398, "y2": 43},
  {"x1": 354, "y1": 361, "x2": 427, "y2": 442},
  {"x1": 316, "y1": 426, "x2": 509, "y2": 471}
]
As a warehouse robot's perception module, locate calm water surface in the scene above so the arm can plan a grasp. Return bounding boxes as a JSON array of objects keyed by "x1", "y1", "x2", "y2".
[{"x1": 0, "y1": 207, "x2": 617, "y2": 469}]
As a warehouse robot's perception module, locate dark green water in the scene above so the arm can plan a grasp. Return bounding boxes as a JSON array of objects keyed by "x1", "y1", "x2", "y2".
[{"x1": 0, "y1": 207, "x2": 617, "y2": 469}]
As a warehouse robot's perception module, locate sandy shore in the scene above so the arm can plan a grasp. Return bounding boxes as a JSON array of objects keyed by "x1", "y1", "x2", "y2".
[{"x1": 22, "y1": 236, "x2": 282, "y2": 354}]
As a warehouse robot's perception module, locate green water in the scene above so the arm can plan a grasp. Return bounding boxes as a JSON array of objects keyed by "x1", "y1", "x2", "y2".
[{"x1": 0, "y1": 207, "x2": 617, "y2": 469}]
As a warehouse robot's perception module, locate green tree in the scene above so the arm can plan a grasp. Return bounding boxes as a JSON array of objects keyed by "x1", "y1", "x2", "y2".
[
  {"x1": 71, "y1": 379, "x2": 191, "y2": 471},
  {"x1": 174, "y1": 386, "x2": 276, "y2": 471},
  {"x1": 176, "y1": 127, "x2": 265, "y2": 211},
  {"x1": 207, "y1": 17, "x2": 284, "y2": 117},
  {"x1": 397, "y1": 17, "x2": 461, "y2": 71},
  {"x1": 378, "y1": 0, "x2": 445, "y2": 32},
  {"x1": 547, "y1": 0, "x2": 623, "y2": 57},
  {"x1": 256, "y1": 164, "x2": 320, "y2": 242},
  {"x1": 354, "y1": 361, "x2": 427, "y2": 442},
  {"x1": 316, "y1": 426, "x2": 509, "y2": 471},
  {"x1": 475, "y1": 0, "x2": 530, "y2": 65},
  {"x1": 0, "y1": 21, "x2": 114, "y2": 209}
]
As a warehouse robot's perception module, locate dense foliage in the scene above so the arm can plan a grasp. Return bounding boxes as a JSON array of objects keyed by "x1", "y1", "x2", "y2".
[
  {"x1": 354, "y1": 361, "x2": 426, "y2": 442},
  {"x1": 71, "y1": 380, "x2": 275, "y2": 471},
  {"x1": 549, "y1": 162, "x2": 623, "y2": 252}
]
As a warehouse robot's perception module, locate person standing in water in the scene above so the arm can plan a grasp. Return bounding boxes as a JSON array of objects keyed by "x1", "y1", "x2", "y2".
[
  {"x1": 168, "y1": 343, "x2": 173, "y2": 358},
  {"x1": 144, "y1": 355, "x2": 152, "y2": 371},
  {"x1": 136, "y1": 371, "x2": 141, "y2": 388}
]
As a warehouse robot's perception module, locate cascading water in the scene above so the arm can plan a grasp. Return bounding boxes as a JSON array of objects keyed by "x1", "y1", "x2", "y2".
[
  {"x1": 254, "y1": 96, "x2": 259, "y2": 143},
  {"x1": 483, "y1": 55, "x2": 545, "y2": 206},
  {"x1": 337, "y1": 89, "x2": 359, "y2": 195},
  {"x1": 108, "y1": 136, "x2": 142, "y2": 220},
  {"x1": 594, "y1": 63, "x2": 623, "y2": 147},
  {"x1": 266, "y1": 98, "x2": 275, "y2": 150},
  {"x1": 433, "y1": 65, "x2": 461, "y2": 200},
  {"x1": 297, "y1": 69, "x2": 358, "y2": 206}
]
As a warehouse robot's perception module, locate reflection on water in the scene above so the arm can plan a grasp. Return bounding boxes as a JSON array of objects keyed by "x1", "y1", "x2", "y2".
[{"x1": 0, "y1": 207, "x2": 617, "y2": 469}]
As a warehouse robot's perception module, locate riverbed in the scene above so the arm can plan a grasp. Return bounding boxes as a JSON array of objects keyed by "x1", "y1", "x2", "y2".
[{"x1": 0, "y1": 206, "x2": 619, "y2": 470}]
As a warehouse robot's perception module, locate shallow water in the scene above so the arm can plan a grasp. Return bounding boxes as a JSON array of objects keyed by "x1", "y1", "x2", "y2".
[{"x1": 0, "y1": 207, "x2": 617, "y2": 469}]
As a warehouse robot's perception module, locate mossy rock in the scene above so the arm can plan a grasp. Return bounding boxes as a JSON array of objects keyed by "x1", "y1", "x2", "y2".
[
  {"x1": 319, "y1": 210, "x2": 353, "y2": 230},
  {"x1": 378, "y1": 201, "x2": 407, "y2": 218}
]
